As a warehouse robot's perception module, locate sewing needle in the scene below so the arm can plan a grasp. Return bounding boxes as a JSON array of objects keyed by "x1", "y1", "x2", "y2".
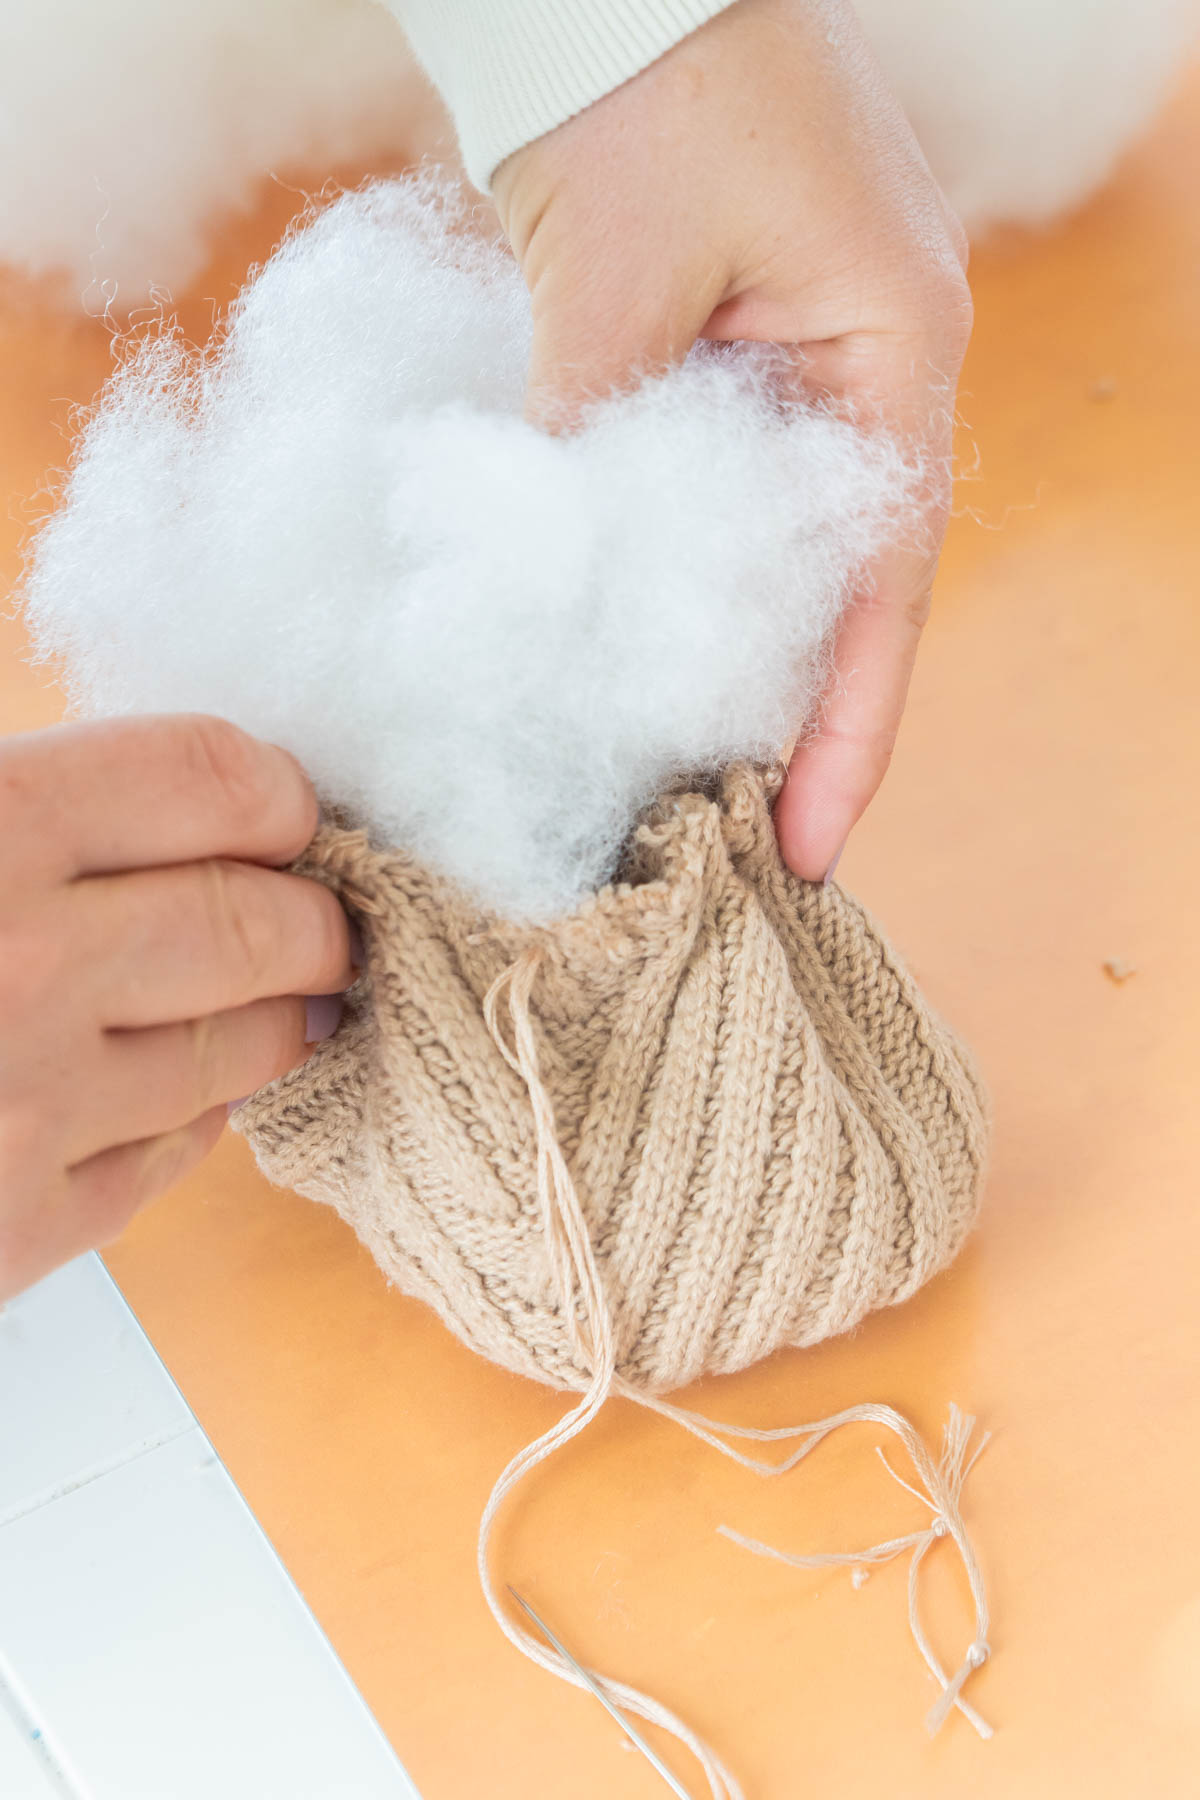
[{"x1": 507, "y1": 1586, "x2": 695, "y2": 1800}]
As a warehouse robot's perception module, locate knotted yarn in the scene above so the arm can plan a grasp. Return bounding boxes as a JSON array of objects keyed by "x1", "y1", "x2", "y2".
[{"x1": 235, "y1": 762, "x2": 994, "y2": 1790}]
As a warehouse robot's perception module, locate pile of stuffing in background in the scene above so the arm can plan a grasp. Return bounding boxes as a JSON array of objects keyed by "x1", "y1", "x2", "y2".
[
  {"x1": 0, "y1": 0, "x2": 420, "y2": 304},
  {"x1": 1, "y1": 0, "x2": 1197, "y2": 304}
]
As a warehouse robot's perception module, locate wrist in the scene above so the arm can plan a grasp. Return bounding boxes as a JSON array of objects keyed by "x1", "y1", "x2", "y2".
[{"x1": 390, "y1": 0, "x2": 741, "y2": 190}]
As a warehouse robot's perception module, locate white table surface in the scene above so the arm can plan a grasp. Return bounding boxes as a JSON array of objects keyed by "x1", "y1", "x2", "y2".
[{"x1": 0, "y1": 1255, "x2": 422, "y2": 1799}]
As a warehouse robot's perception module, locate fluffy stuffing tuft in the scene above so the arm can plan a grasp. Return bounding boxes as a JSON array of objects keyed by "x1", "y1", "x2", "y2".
[{"x1": 22, "y1": 178, "x2": 916, "y2": 921}]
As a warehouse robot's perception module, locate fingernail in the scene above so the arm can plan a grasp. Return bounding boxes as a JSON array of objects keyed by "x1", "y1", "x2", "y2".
[
  {"x1": 226, "y1": 1095, "x2": 252, "y2": 1118},
  {"x1": 823, "y1": 842, "x2": 847, "y2": 886},
  {"x1": 305, "y1": 993, "x2": 344, "y2": 1043},
  {"x1": 346, "y1": 916, "x2": 366, "y2": 975}
]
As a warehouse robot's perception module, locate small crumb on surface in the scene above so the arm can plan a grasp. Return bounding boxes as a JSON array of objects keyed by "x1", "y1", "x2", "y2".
[
  {"x1": 1089, "y1": 376, "x2": 1119, "y2": 402},
  {"x1": 1103, "y1": 958, "x2": 1137, "y2": 983}
]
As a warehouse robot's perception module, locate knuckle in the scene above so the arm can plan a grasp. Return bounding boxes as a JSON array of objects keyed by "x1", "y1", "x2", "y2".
[
  {"x1": 822, "y1": 717, "x2": 900, "y2": 771},
  {"x1": 304, "y1": 881, "x2": 350, "y2": 982},
  {"x1": 178, "y1": 715, "x2": 281, "y2": 839},
  {"x1": 256, "y1": 997, "x2": 308, "y2": 1086},
  {"x1": 906, "y1": 590, "x2": 934, "y2": 634},
  {"x1": 855, "y1": 564, "x2": 936, "y2": 633},
  {"x1": 183, "y1": 1009, "x2": 230, "y2": 1114},
  {"x1": 200, "y1": 859, "x2": 278, "y2": 992},
  {"x1": 901, "y1": 572, "x2": 937, "y2": 633},
  {"x1": 187, "y1": 997, "x2": 303, "y2": 1115}
]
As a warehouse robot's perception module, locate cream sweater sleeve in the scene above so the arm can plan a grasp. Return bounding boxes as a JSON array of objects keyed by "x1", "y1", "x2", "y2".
[{"x1": 385, "y1": 0, "x2": 741, "y2": 191}]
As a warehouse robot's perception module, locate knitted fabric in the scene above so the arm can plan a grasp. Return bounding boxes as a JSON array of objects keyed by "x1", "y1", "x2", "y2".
[{"x1": 237, "y1": 763, "x2": 988, "y2": 1394}]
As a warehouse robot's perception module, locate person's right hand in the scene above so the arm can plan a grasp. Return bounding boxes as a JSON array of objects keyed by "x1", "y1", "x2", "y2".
[
  {"x1": 0, "y1": 714, "x2": 354, "y2": 1302},
  {"x1": 493, "y1": 0, "x2": 971, "y2": 883}
]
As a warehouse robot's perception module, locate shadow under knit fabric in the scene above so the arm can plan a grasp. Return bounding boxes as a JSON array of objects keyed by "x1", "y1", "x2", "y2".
[{"x1": 236, "y1": 764, "x2": 989, "y2": 1393}]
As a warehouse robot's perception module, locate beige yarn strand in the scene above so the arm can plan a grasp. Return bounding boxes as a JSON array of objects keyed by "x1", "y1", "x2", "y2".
[
  {"x1": 480, "y1": 953, "x2": 745, "y2": 1800},
  {"x1": 477, "y1": 952, "x2": 994, "y2": 1794},
  {"x1": 712, "y1": 1403, "x2": 993, "y2": 1739}
]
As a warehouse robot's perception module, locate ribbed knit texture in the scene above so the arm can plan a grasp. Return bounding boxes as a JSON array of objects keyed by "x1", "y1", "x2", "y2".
[
  {"x1": 237, "y1": 764, "x2": 989, "y2": 1394},
  {"x1": 387, "y1": 0, "x2": 739, "y2": 188}
]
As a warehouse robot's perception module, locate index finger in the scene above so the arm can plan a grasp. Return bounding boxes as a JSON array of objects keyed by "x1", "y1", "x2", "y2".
[{"x1": 0, "y1": 714, "x2": 319, "y2": 883}]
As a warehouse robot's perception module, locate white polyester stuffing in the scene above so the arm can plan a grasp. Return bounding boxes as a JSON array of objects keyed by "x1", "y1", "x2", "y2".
[
  {"x1": 854, "y1": 0, "x2": 1200, "y2": 234},
  {"x1": 23, "y1": 179, "x2": 917, "y2": 920},
  {"x1": 0, "y1": 0, "x2": 417, "y2": 303},
  {"x1": 0, "y1": 0, "x2": 1196, "y2": 304}
]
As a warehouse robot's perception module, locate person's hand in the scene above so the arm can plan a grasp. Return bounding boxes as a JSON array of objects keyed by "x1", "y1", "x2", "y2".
[
  {"x1": 492, "y1": 0, "x2": 972, "y2": 880},
  {"x1": 0, "y1": 715, "x2": 354, "y2": 1301}
]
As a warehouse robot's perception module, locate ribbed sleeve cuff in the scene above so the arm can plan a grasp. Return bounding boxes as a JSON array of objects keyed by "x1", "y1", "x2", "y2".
[{"x1": 390, "y1": 0, "x2": 741, "y2": 190}]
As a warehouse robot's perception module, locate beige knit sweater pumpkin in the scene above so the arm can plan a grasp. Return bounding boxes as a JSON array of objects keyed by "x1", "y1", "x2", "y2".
[{"x1": 236, "y1": 763, "x2": 988, "y2": 1394}]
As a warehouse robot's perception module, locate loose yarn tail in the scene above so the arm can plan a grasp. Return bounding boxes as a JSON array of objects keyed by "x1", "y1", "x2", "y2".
[
  {"x1": 482, "y1": 951, "x2": 745, "y2": 1800},
  {"x1": 697, "y1": 1399, "x2": 993, "y2": 1739},
  {"x1": 482, "y1": 951, "x2": 993, "y2": 1795}
]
